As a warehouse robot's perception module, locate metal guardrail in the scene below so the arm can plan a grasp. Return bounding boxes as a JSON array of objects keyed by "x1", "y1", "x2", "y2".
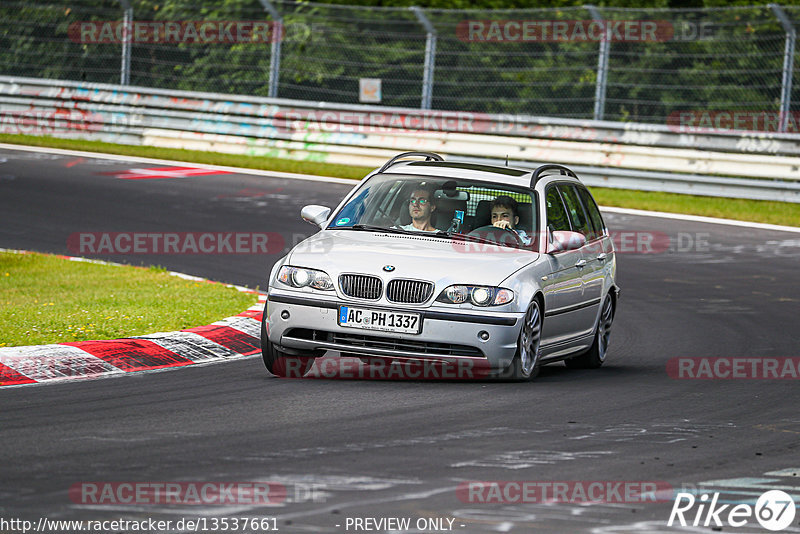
[{"x1": 1, "y1": 76, "x2": 799, "y2": 203}]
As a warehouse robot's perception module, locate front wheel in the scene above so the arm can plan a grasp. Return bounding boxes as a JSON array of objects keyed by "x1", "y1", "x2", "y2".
[
  {"x1": 260, "y1": 314, "x2": 315, "y2": 378},
  {"x1": 502, "y1": 299, "x2": 542, "y2": 381},
  {"x1": 565, "y1": 294, "x2": 614, "y2": 370}
]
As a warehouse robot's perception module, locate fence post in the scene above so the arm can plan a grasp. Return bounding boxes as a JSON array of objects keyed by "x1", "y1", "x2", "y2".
[
  {"x1": 258, "y1": 0, "x2": 283, "y2": 99},
  {"x1": 119, "y1": 0, "x2": 132, "y2": 85},
  {"x1": 410, "y1": 6, "x2": 437, "y2": 110},
  {"x1": 770, "y1": 4, "x2": 795, "y2": 132},
  {"x1": 586, "y1": 5, "x2": 609, "y2": 121}
]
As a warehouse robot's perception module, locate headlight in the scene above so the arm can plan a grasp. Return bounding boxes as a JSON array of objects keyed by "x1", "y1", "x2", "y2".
[
  {"x1": 277, "y1": 266, "x2": 334, "y2": 291},
  {"x1": 471, "y1": 287, "x2": 492, "y2": 306},
  {"x1": 436, "y1": 285, "x2": 514, "y2": 307},
  {"x1": 444, "y1": 285, "x2": 469, "y2": 304}
]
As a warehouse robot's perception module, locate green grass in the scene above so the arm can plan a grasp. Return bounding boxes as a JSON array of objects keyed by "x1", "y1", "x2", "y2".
[
  {"x1": 589, "y1": 188, "x2": 800, "y2": 227},
  {"x1": 1, "y1": 134, "x2": 797, "y2": 227},
  {"x1": 0, "y1": 251, "x2": 258, "y2": 347}
]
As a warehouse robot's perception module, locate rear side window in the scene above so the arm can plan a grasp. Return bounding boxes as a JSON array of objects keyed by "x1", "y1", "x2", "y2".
[
  {"x1": 576, "y1": 186, "x2": 606, "y2": 240},
  {"x1": 545, "y1": 186, "x2": 571, "y2": 232},
  {"x1": 558, "y1": 184, "x2": 593, "y2": 238}
]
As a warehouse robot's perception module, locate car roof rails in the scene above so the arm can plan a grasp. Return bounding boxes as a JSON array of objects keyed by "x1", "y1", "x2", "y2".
[
  {"x1": 377, "y1": 152, "x2": 444, "y2": 174},
  {"x1": 530, "y1": 164, "x2": 578, "y2": 188}
]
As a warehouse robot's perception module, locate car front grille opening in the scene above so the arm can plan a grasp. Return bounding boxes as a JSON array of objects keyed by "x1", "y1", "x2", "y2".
[
  {"x1": 386, "y1": 279, "x2": 434, "y2": 304},
  {"x1": 339, "y1": 274, "x2": 382, "y2": 300}
]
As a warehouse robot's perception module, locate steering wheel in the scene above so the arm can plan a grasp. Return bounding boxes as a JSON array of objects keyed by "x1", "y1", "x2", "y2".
[
  {"x1": 371, "y1": 215, "x2": 396, "y2": 227},
  {"x1": 467, "y1": 224, "x2": 523, "y2": 246}
]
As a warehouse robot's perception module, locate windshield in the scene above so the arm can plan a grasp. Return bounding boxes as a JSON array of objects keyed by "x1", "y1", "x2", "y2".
[{"x1": 328, "y1": 174, "x2": 538, "y2": 250}]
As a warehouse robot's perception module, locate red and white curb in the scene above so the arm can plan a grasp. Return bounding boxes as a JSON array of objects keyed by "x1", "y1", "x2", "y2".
[{"x1": 0, "y1": 249, "x2": 266, "y2": 388}]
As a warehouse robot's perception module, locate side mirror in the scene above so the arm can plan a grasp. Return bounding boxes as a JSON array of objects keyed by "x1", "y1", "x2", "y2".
[
  {"x1": 301, "y1": 205, "x2": 331, "y2": 228},
  {"x1": 547, "y1": 230, "x2": 586, "y2": 254}
]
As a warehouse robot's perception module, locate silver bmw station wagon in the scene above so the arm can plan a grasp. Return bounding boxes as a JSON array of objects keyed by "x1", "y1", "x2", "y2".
[{"x1": 262, "y1": 152, "x2": 619, "y2": 380}]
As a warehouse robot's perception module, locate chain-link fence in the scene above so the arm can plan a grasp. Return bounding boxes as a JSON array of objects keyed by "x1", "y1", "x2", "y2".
[{"x1": 2, "y1": 0, "x2": 800, "y2": 130}]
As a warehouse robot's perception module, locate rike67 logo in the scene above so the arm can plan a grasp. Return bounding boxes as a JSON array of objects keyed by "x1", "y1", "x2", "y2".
[{"x1": 669, "y1": 490, "x2": 797, "y2": 531}]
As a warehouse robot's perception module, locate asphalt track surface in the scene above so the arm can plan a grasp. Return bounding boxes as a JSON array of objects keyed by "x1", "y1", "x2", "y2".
[{"x1": 1, "y1": 146, "x2": 799, "y2": 533}]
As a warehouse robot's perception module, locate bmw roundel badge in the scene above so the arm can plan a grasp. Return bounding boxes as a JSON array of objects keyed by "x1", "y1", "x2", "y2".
[{"x1": 383, "y1": 265, "x2": 396, "y2": 272}]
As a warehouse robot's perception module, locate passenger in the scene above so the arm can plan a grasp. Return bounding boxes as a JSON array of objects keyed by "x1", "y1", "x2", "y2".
[
  {"x1": 490, "y1": 195, "x2": 532, "y2": 245},
  {"x1": 400, "y1": 187, "x2": 437, "y2": 232}
]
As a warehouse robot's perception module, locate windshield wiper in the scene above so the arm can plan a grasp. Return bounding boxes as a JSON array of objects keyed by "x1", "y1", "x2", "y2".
[
  {"x1": 349, "y1": 224, "x2": 418, "y2": 235},
  {"x1": 433, "y1": 231, "x2": 496, "y2": 245}
]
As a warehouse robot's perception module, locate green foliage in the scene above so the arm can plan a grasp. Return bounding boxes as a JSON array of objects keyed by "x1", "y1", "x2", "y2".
[{"x1": 1, "y1": 0, "x2": 799, "y2": 122}]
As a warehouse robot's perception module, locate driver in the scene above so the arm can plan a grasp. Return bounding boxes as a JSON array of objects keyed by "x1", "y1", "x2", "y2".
[
  {"x1": 491, "y1": 195, "x2": 532, "y2": 245},
  {"x1": 400, "y1": 187, "x2": 437, "y2": 232}
]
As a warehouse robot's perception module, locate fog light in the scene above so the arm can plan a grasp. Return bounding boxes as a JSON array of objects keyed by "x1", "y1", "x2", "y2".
[
  {"x1": 479, "y1": 330, "x2": 490, "y2": 341},
  {"x1": 281, "y1": 310, "x2": 290, "y2": 320}
]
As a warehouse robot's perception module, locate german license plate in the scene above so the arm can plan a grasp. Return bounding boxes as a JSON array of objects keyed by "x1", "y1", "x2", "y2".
[{"x1": 338, "y1": 306, "x2": 421, "y2": 335}]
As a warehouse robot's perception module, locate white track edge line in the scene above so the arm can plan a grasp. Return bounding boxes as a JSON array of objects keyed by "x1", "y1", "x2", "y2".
[
  {"x1": 2, "y1": 142, "x2": 798, "y2": 232},
  {"x1": 600, "y1": 206, "x2": 800, "y2": 234},
  {"x1": 0, "y1": 143, "x2": 357, "y2": 185}
]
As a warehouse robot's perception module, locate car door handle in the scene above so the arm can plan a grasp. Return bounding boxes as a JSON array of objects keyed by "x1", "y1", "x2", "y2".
[
  {"x1": 575, "y1": 259, "x2": 587, "y2": 268},
  {"x1": 597, "y1": 253, "x2": 607, "y2": 262}
]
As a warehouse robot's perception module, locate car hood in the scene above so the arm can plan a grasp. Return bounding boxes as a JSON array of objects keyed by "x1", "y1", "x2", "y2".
[{"x1": 288, "y1": 229, "x2": 538, "y2": 287}]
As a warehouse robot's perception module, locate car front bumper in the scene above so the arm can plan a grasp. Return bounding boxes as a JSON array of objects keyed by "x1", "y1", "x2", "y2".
[{"x1": 266, "y1": 291, "x2": 523, "y2": 370}]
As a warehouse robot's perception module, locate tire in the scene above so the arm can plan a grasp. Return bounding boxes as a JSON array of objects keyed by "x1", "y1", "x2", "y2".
[
  {"x1": 502, "y1": 299, "x2": 543, "y2": 381},
  {"x1": 565, "y1": 294, "x2": 614, "y2": 370},
  {"x1": 260, "y1": 313, "x2": 315, "y2": 378}
]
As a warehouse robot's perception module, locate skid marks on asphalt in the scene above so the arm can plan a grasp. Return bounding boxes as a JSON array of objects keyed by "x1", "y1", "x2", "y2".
[
  {"x1": 0, "y1": 150, "x2": 62, "y2": 161},
  {"x1": 756, "y1": 420, "x2": 800, "y2": 435},
  {"x1": 559, "y1": 421, "x2": 736, "y2": 445},
  {"x1": 450, "y1": 450, "x2": 614, "y2": 469},
  {"x1": 245, "y1": 479, "x2": 670, "y2": 533},
  {"x1": 229, "y1": 428, "x2": 532, "y2": 462}
]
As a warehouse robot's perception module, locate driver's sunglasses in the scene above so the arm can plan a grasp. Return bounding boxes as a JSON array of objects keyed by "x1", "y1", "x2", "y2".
[{"x1": 408, "y1": 197, "x2": 429, "y2": 205}]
